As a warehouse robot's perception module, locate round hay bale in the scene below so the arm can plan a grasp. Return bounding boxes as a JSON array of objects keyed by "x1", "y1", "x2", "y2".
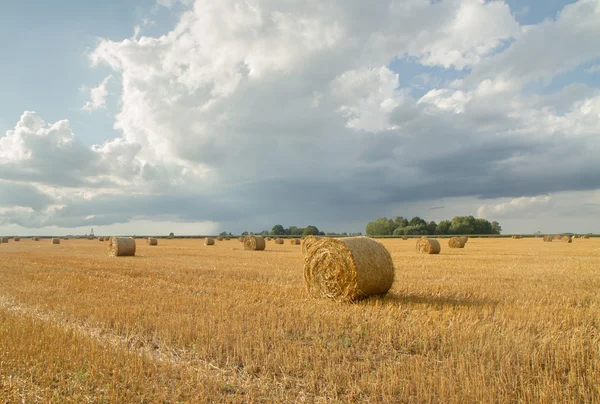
[
  {"x1": 225, "y1": 237, "x2": 231, "y2": 240},
  {"x1": 302, "y1": 235, "x2": 320, "y2": 255},
  {"x1": 290, "y1": 238, "x2": 301, "y2": 245},
  {"x1": 108, "y1": 237, "x2": 136, "y2": 257},
  {"x1": 205, "y1": 238, "x2": 215, "y2": 246},
  {"x1": 238, "y1": 237, "x2": 244, "y2": 243},
  {"x1": 33, "y1": 237, "x2": 40, "y2": 241},
  {"x1": 147, "y1": 237, "x2": 158, "y2": 246},
  {"x1": 217, "y1": 237, "x2": 224, "y2": 241},
  {"x1": 98, "y1": 237, "x2": 105, "y2": 242},
  {"x1": 583, "y1": 235, "x2": 590, "y2": 239},
  {"x1": 303, "y1": 236, "x2": 394, "y2": 302},
  {"x1": 275, "y1": 238, "x2": 284, "y2": 245},
  {"x1": 562, "y1": 236, "x2": 572, "y2": 243},
  {"x1": 448, "y1": 237, "x2": 465, "y2": 249},
  {"x1": 553, "y1": 235, "x2": 562, "y2": 241},
  {"x1": 416, "y1": 238, "x2": 441, "y2": 254},
  {"x1": 51, "y1": 238, "x2": 60, "y2": 245},
  {"x1": 243, "y1": 235, "x2": 265, "y2": 251},
  {"x1": 401, "y1": 236, "x2": 408, "y2": 240},
  {"x1": 543, "y1": 235, "x2": 553, "y2": 242},
  {"x1": 266, "y1": 237, "x2": 272, "y2": 241},
  {"x1": 460, "y1": 236, "x2": 468, "y2": 244},
  {"x1": 0, "y1": 237, "x2": 8, "y2": 243},
  {"x1": 14, "y1": 237, "x2": 20, "y2": 242}
]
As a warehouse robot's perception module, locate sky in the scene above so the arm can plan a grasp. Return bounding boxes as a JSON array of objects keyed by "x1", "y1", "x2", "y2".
[{"x1": 1, "y1": 0, "x2": 600, "y2": 236}]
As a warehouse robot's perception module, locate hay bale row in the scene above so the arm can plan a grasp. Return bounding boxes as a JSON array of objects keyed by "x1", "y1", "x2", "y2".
[
  {"x1": 51, "y1": 238, "x2": 60, "y2": 244},
  {"x1": 303, "y1": 236, "x2": 394, "y2": 302},
  {"x1": 244, "y1": 235, "x2": 265, "y2": 251},
  {"x1": 108, "y1": 237, "x2": 136, "y2": 257},
  {"x1": 448, "y1": 237, "x2": 465, "y2": 249},
  {"x1": 205, "y1": 238, "x2": 215, "y2": 246},
  {"x1": 416, "y1": 237, "x2": 440, "y2": 254},
  {"x1": 147, "y1": 237, "x2": 158, "y2": 246}
]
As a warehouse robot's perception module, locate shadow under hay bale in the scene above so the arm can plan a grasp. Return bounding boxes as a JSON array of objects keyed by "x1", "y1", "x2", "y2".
[
  {"x1": 147, "y1": 237, "x2": 158, "y2": 246},
  {"x1": 51, "y1": 238, "x2": 60, "y2": 245},
  {"x1": 243, "y1": 235, "x2": 265, "y2": 251},
  {"x1": 205, "y1": 238, "x2": 215, "y2": 246},
  {"x1": 303, "y1": 236, "x2": 394, "y2": 302},
  {"x1": 416, "y1": 238, "x2": 441, "y2": 254},
  {"x1": 108, "y1": 237, "x2": 136, "y2": 257},
  {"x1": 448, "y1": 237, "x2": 465, "y2": 248}
]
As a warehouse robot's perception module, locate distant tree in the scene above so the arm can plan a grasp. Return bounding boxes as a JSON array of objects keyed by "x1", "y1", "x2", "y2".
[
  {"x1": 365, "y1": 217, "x2": 397, "y2": 236},
  {"x1": 241, "y1": 231, "x2": 248, "y2": 236},
  {"x1": 435, "y1": 220, "x2": 451, "y2": 235},
  {"x1": 169, "y1": 232, "x2": 174, "y2": 237},
  {"x1": 426, "y1": 221, "x2": 438, "y2": 235},
  {"x1": 394, "y1": 216, "x2": 409, "y2": 228},
  {"x1": 271, "y1": 225, "x2": 285, "y2": 235},
  {"x1": 219, "y1": 231, "x2": 228, "y2": 236},
  {"x1": 409, "y1": 216, "x2": 427, "y2": 227},
  {"x1": 302, "y1": 225, "x2": 320, "y2": 236},
  {"x1": 491, "y1": 221, "x2": 502, "y2": 234}
]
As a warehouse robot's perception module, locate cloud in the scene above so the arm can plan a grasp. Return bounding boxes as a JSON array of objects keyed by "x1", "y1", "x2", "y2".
[
  {"x1": 1, "y1": 0, "x2": 599, "y2": 234},
  {"x1": 477, "y1": 195, "x2": 552, "y2": 219},
  {"x1": 82, "y1": 75, "x2": 112, "y2": 112}
]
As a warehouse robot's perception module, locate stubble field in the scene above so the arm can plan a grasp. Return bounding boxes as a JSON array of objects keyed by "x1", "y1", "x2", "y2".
[{"x1": 0, "y1": 237, "x2": 599, "y2": 403}]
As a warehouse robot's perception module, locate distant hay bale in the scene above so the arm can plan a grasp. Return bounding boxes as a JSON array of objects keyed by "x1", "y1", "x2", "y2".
[
  {"x1": 33, "y1": 237, "x2": 40, "y2": 241},
  {"x1": 512, "y1": 235, "x2": 523, "y2": 239},
  {"x1": 562, "y1": 236, "x2": 572, "y2": 243},
  {"x1": 1, "y1": 237, "x2": 8, "y2": 243},
  {"x1": 63, "y1": 237, "x2": 69, "y2": 240},
  {"x1": 448, "y1": 237, "x2": 465, "y2": 248},
  {"x1": 225, "y1": 237, "x2": 231, "y2": 240},
  {"x1": 51, "y1": 238, "x2": 60, "y2": 245},
  {"x1": 302, "y1": 235, "x2": 320, "y2": 254},
  {"x1": 573, "y1": 235, "x2": 580, "y2": 239},
  {"x1": 205, "y1": 238, "x2": 215, "y2": 246},
  {"x1": 238, "y1": 237, "x2": 244, "y2": 242},
  {"x1": 553, "y1": 235, "x2": 562, "y2": 241},
  {"x1": 583, "y1": 235, "x2": 590, "y2": 239},
  {"x1": 147, "y1": 237, "x2": 158, "y2": 246},
  {"x1": 266, "y1": 237, "x2": 272, "y2": 241},
  {"x1": 416, "y1": 238, "x2": 441, "y2": 254},
  {"x1": 98, "y1": 237, "x2": 104, "y2": 242},
  {"x1": 275, "y1": 238, "x2": 284, "y2": 244},
  {"x1": 108, "y1": 237, "x2": 136, "y2": 257},
  {"x1": 543, "y1": 235, "x2": 553, "y2": 242},
  {"x1": 243, "y1": 235, "x2": 265, "y2": 251},
  {"x1": 303, "y1": 236, "x2": 394, "y2": 302},
  {"x1": 14, "y1": 237, "x2": 20, "y2": 242},
  {"x1": 290, "y1": 238, "x2": 301, "y2": 245},
  {"x1": 217, "y1": 237, "x2": 224, "y2": 241},
  {"x1": 460, "y1": 236, "x2": 468, "y2": 244},
  {"x1": 401, "y1": 236, "x2": 408, "y2": 240}
]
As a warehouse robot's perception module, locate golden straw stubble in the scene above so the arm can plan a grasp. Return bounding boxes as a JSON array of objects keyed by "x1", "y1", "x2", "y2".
[
  {"x1": 416, "y1": 237, "x2": 441, "y2": 254},
  {"x1": 108, "y1": 237, "x2": 136, "y2": 257},
  {"x1": 243, "y1": 235, "x2": 266, "y2": 251},
  {"x1": 303, "y1": 236, "x2": 394, "y2": 302}
]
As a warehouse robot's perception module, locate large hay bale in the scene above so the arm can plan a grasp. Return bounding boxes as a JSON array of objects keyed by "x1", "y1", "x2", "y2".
[
  {"x1": 147, "y1": 237, "x2": 158, "y2": 246},
  {"x1": 51, "y1": 238, "x2": 60, "y2": 245},
  {"x1": 416, "y1": 238, "x2": 441, "y2": 254},
  {"x1": 448, "y1": 237, "x2": 465, "y2": 248},
  {"x1": 0, "y1": 237, "x2": 8, "y2": 243},
  {"x1": 290, "y1": 238, "x2": 301, "y2": 245},
  {"x1": 14, "y1": 237, "x2": 20, "y2": 242},
  {"x1": 543, "y1": 235, "x2": 553, "y2": 242},
  {"x1": 303, "y1": 236, "x2": 394, "y2": 302},
  {"x1": 108, "y1": 237, "x2": 136, "y2": 257},
  {"x1": 205, "y1": 238, "x2": 215, "y2": 246},
  {"x1": 275, "y1": 238, "x2": 284, "y2": 244},
  {"x1": 302, "y1": 235, "x2": 320, "y2": 255},
  {"x1": 243, "y1": 235, "x2": 266, "y2": 251},
  {"x1": 562, "y1": 236, "x2": 572, "y2": 243}
]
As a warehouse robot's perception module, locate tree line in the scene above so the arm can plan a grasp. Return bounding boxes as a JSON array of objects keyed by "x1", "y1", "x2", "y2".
[
  {"x1": 220, "y1": 225, "x2": 362, "y2": 237},
  {"x1": 365, "y1": 216, "x2": 502, "y2": 236}
]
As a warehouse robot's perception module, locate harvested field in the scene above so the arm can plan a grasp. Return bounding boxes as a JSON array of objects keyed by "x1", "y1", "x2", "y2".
[{"x1": 0, "y1": 238, "x2": 599, "y2": 402}]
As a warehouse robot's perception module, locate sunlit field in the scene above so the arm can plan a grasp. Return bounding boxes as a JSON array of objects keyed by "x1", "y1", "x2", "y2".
[{"x1": 1, "y1": 237, "x2": 599, "y2": 403}]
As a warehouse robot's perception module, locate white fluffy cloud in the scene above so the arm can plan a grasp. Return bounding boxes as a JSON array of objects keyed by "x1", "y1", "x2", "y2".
[
  {"x1": 1, "y1": 0, "x2": 599, "y2": 234},
  {"x1": 82, "y1": 75, "x2": 112, "y2": 112},
  {"x1": 477, "y1": 195, "x2": 552, "y2": 219}
]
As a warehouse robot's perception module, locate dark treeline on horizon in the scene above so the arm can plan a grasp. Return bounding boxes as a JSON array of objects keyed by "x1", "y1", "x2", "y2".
[
  {"x1": 366, "y1": 216, "x2": 502, "y2": 236},
  {"x1": 220, "y1": 225, "x2": 362, "y2": 238}
]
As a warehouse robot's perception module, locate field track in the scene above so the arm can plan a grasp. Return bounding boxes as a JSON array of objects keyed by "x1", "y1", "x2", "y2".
[{"x1": 1, "y1": 238, "x2": 599, "y2": 403}]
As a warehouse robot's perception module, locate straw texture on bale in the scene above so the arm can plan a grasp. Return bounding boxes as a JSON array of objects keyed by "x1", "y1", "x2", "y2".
[
  {"x1": 14, "y1": 237, "x2": 20, "y2": 242},
  {"x1": 302, "y1": 235, "x2": 320, "y2": 255},
  {"x1": 275, "y1": 238, "x2": 284, "y2": 245},
  {"x1": 243, "y1": 235, "x2": 266, "y2": 251},
  {"x1": 448, "y1": 237, "x2": 465, "y2": 248},
  {"x1": 290, "y1": 238, "x2": 301, "y2": 245},
  {"x1": 0, "y1": 237, "x2": 8, "y2": 243},
  {"x1": 51, "y1": 238, "x2": 60, "y2": 244},
  {"x1": 303, "y1": 236, "x2": 394, "y2": 302},
  {"x1": 543, "y1": 235, "x2": 553, "y2": 242},
  {"x1": 108, "y1": 237, "x2": 136, "y2": 257},
  {"x1": 147, "y1": 237, "x2": 158, "y2": 246},
  {"x1": 205, "y1": 238, "x2": 215, "y2": 246},
  {"x1": 416, "y1": 238, "x2": 441, "y2": 254},
  {"x1": 562, "y1": 236, "x2": 572, "y2": 243}
]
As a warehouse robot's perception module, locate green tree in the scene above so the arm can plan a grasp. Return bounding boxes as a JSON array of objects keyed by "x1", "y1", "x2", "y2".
[
  {"x1": 491, "y1": 221, "x2": 502, "y2": 234},
  {"x1": 435, "y1": 220, "x2": 451, "y2": 235},
  {"x1": 426, "y1": 221, "x2": 438, "y2": 235},
  {"x1": 271, "y1": 224, "x2": 285, "y2": 235},
  {"x1": 302, "y1": 225, "x2": 320, "y2": 236},
  {"x1": 365, "y1": 217, "x2": 397, "y2": 236}
]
